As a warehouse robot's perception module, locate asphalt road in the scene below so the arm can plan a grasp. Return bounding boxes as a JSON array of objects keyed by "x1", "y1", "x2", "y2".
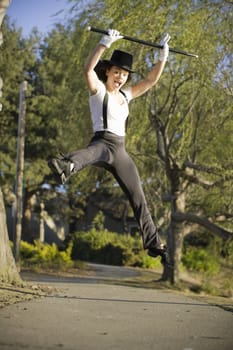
[{"x1": 0, "y1": 264, "x2": 232, "y2": 350}]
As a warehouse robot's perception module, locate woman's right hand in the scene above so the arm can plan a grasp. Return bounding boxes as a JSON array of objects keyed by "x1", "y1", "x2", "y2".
[{"x1": 99, "y1": 29, "x2": 123, "y2": 48}]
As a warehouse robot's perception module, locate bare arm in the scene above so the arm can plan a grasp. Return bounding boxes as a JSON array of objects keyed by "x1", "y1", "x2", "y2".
[
  {"x1": 83, "y1": 29, "x2": 123, "y2": 94},
  {"x1": 83, "y1": 44, "x2": 106, "y2": 95},
  {"x1": 131, "y1": 33, "x2": 170, "y2": 99},
  {"x1": 131, "y1": 59, "x2": 166, "y2": 99}
]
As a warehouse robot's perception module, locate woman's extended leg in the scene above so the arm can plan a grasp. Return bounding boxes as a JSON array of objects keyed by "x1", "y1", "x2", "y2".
[
  {"x1": 107, "y1": 147, "x2": 159, "y2": 249},
  {"x1": 108, "y1": 150, "x2": 169, "y2": 264}
]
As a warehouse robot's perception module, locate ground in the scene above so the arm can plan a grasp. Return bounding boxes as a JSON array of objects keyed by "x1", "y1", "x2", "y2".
[{"x1": 0, "y1": 263, "x2": 232, "y2": 313}]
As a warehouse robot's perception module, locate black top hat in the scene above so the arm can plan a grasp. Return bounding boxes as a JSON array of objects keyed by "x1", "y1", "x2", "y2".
[
  {"x1": 94, "y1": 50, "x2": 135, "y2": 82},
  {"x1": 103, "y1": 50, "x2": 135, "y2": 73}
]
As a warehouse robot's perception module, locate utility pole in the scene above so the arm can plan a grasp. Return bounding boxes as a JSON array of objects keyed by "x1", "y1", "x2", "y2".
[{"x1": 13, "y1": 81, "x2": 27, "y2": 267}]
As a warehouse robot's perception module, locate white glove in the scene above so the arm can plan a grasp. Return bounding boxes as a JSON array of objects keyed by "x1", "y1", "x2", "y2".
[
  {"x1": 159, "y1": 33, "x2": 171, "y2": 62},
  {"x1": 99, "y1": 29, "x2": 123, "y2": 48}
]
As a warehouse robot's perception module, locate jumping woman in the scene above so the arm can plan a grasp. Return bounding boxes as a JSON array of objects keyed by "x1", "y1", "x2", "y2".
[{"x1": 48, "y1": 29, "x2": 171, "y2": 265}]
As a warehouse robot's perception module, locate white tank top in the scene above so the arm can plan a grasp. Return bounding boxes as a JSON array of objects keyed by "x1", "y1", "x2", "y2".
[{"x1": 89, "y1": 81, "x2": 132, "y2": 136}]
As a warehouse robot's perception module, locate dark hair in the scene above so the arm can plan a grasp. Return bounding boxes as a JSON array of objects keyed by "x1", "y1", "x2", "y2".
[{"x1": 94, "y1": 61, "x2": 132, "y2": 83}]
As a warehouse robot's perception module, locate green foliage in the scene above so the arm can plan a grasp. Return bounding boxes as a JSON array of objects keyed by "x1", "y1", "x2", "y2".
[
  {"x1": 183, "y1": 231, "x2": 232, "y2": 279},
  {"x1": 20, "y1": 240, "x2": 73, "y2": 269},
  {"x1": 222, "y1": 240, "x2": 233, "y2": 267},
  {"x1": 70, "y1": 228, "x2": 159, "y2": 268},
  {"x1": 139, "y1": 253, "x2": 160, "y2": 269},
  {"x1": 72, "y1": 0, "x2": 233, "y2": 233},
  {"x1": 19, "y1": 240, "x2": 35, "y2": 259},
  {"x1": 92, "y1": 210, "x2": 105, "y2": 231},
  {"x1": 0, "y1": 19, "x2": 39, "y2": 186},
  {"x1": 182, "y1": 247, "x2": 220, "y2": 276}
]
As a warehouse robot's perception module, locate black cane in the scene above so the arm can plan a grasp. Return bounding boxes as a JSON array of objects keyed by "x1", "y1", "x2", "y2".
[{"x1": 87, "y1": 26, "x2": 198, "y2": 59}]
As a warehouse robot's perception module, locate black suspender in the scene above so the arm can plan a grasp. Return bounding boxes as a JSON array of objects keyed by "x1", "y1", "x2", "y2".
[
  {"x1": 102, "y1": 91, "x2": 109, "y2": 129},
  {"x1": 102, "y1": 90, "x2": 128, "y2": 130},
  {"x1": 120, "y1": 89, "x2": 127, "y2": 100}
]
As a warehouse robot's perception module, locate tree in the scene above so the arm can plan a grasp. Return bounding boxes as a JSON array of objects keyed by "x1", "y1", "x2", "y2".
[
  {"x1": 150, "y1": 1, "x2": 233, "y2": 282},
  {"x1": 0, "y1": 18, "x2": 40, "y2": 241},
  {"x1": 0, "y1": 0, "x2": 22, "y2": 283},
  {"x1": 123, "y1": 0, "x2": 233, "y2": 282},
  {"x1": 68, "y1": 0, "x2": 233, "y2": 283}
]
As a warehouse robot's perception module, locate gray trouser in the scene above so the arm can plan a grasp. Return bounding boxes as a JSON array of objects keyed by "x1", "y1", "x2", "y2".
[{"x1": 67, "y1": 131, "x2": 160, "y2": 249}]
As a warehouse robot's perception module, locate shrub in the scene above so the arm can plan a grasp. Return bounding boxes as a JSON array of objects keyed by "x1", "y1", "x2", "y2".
[
  {"x1": 182, "y1": 247, "x2": 220, "y2": 276},
  {"x1": 69, "y1": 228, "x2": 160, "y2": 268},
  {"x1": 138, "y1": 252, "x2": 160, "y2": 269},
  {"x1": 20, "y1": 240, "x2": 37, "y2": 259},
  {"x1": 70, "y1": 228, "x2": 132, "y2": 265},
  {"x1": 20, "y1": 240, "x2": 73, "y2": 269},
  {"x1": 222, "y1": 240, "x2": 233, "y2": 266},
  {"x1": 19, "y1": 229, "x2": 165, "y2": 270}
]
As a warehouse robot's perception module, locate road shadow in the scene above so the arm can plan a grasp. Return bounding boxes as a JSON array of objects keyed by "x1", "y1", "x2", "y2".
[{"x1": 45, "y1": 293, "x2": 220, "y2": 309}]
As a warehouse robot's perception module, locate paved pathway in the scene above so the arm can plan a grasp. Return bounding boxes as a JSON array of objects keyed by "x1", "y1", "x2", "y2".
[{"x1": 0, "y1": 264, "x2": 232, "y2": 350}]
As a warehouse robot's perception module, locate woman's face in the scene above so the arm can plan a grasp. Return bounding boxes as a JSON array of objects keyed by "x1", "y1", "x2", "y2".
[{"x1": 106, "y1": 65, "x2": 129, "y2": 92}]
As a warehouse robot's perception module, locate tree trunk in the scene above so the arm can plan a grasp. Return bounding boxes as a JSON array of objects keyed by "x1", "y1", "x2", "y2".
[
  {"x1": 22, "y1": 190, "x2": 35, "y2": 242},
  {"x1": 13, "y1": 81, "x2": 27, "y2": 264},
  {"x1": 0, "y1": 0, "x2": 21, "y2": 284},
  {"x1": 0, "y1": 188, "x2": 22, "y2": 284},
  {"x1": 39, "y1": 201, "x2": 45, "y2": 243},
  {"x1": 0, "y1": 0, "x2": 11, "y2": 25},
  {"x1": 162, "y1": 183, "x2": 186, "y2": 284}
]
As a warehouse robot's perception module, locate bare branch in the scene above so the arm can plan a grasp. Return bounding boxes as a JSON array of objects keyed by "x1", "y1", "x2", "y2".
[
  {"x1": 172, "y1": 211, "x2": 233, "y2": 241},
  {"x1": 183, "y1": 172, "x2": 215, "y2": 189},
  {"x1": 184, "y1": 160, "x2": 222, "y2": 175}
]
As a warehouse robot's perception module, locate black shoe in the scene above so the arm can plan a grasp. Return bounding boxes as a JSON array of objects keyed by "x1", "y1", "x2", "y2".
[
  {"x1": 48, "y1": 157, "x2": 72, "y2": 184},
  {"x1": 148, "y1": 244, "x2": 170, "y2": 266}
]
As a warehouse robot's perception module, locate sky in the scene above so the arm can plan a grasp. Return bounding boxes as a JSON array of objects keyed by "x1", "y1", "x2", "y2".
[{"x1": 6, "y1": 0, "x2": 72, "y2": 37}]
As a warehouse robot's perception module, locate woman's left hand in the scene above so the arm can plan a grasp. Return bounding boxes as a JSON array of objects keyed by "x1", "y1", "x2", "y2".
[{"x1": 159, "y1": 33, "x2": 171, "y2": 62}]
